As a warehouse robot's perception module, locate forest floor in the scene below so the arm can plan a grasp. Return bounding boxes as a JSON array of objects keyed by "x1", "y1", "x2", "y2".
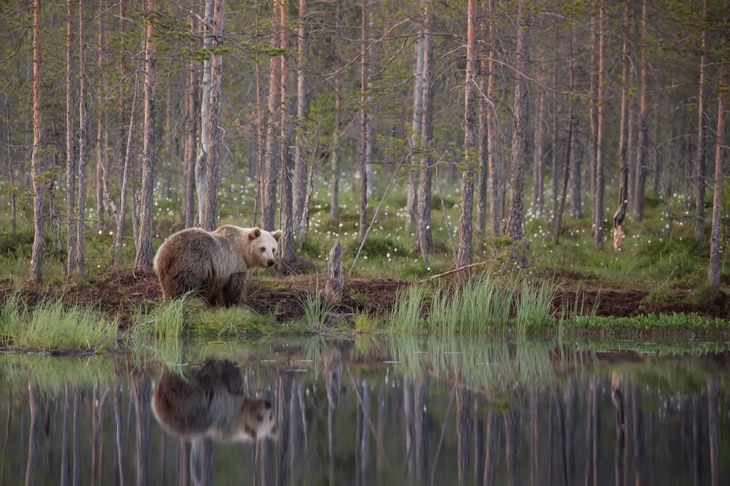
[{"x1": 2, "y1": 267, "x2": 728, "y2": 331}]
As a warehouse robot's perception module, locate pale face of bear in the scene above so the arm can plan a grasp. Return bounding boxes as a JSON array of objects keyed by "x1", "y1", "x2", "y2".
[
  {"x1": 248, "y1": 228, "x2": 282, "y2": 268},
  {"x1": 237, "y1": 398, "x2": 278, "y2": 441}
]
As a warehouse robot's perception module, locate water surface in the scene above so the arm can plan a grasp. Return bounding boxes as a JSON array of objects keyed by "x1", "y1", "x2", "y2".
[{"x1": 0, "y1": 337, "x2": 727, "y2": 485}]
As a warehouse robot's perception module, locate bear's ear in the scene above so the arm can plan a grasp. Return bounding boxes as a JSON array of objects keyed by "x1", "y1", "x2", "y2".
[
  {"x1": 271, "y1": 230, "x2": 282, "y2": 242},
  {"x1": 248, "y1": 227, "x2": 261, "y2": 240}
]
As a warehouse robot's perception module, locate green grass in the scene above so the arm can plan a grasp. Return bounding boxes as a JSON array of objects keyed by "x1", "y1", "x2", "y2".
[
  {"x1": 131, "y1": 296, "x2": 188, "y2": 340},
  {"x1": 297, "y1": 287, "x2": 333, "y2": 329},
  {"x1": 389, "y1": 276, "x2": 557, "y2": 335},
  {"x1": 354, "y1": 313, "x2": 380, "y2": 333},
  {"x1": 0, "y1": 295, "x2": 118, "y2": 351}
]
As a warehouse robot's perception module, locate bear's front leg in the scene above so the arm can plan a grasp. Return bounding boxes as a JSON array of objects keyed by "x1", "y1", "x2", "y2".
[{"x1": 221, "y1": 272, "x2": 247, "y2": 307}]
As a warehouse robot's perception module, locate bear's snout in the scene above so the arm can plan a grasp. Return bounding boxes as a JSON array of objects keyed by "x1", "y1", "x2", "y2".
[{"x1": 267, "y1": 260, "x2": 275, "y2": 267}]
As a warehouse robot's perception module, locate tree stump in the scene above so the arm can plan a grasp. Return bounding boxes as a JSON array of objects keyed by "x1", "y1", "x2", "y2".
[{"x1": 322, "y1": 242, "x2": 344, "y2": 306}]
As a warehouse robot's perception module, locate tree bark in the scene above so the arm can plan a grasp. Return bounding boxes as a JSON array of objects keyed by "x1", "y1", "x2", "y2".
[
  {"x1": 456, "y1": 0, "x2": 478, "y2": 275},
  {"x1": 593, "y1": 0, "x2": 606, "y2": 248},
  {"x1": 486, "y1": 0, "x2": 500, "y2": 238},
  {"x1": 30, "y1": 0, "x2": 44, "y2": 283},
  {"x1": 76, "y1": 0, "x2": 88, "y2": 277},
  {"x1": 633, "y1": 0, "x2": 649, "y2": 222},
  {"x1": 65, "y1": 0, "x2": 76, "y2": 275},
  {"x1": 114, "y1": 74, "x2": 139, "y2": 265},
  {"x1": 477, "y1": 1, "x2": 489, "y2": 236},
  {"x1": 612, "y1": 0, "x2": 631, "y2": 253},
  {"x1": 280, "y1": 0, "x2": 296, "y2": 263},
  {"x1": 183, "y1": 8, "x2": 198, "y2": 229},
  {"x1": 134, "y1": 0, "x2": 156, "y2": 272},
  {"x1": 359, "y1": 0, "x2": 374, "y2": 240},
  {"x1": 407, "y1": 6, "x2": 424, "y2": 230},
  {"x1": 330, "y1": 0, "x2": 341, "y2": 221},
  {"x1": 533, "y1": 90, "x2": 545, "y2": 219},
  {"x1": 203, "y1": 0, "x2": 224, "y2": 231},
  {"x1": 708, "y1": 70, "x2": 725, "y2": 287},
  {"x1": 263, "y1": 0, "x2": 281, "y2": 231},
  {"x1": 553, "y1": 30, "x2": 576, "y2": 244},
  {"x1": 294, "y1": 0, "x2": 310, "y2": 236},
  {"x1": 504, "y1": 0, "x2": 530, "y2": 267},
  {"x1": 693, "y1": 0, "x2": 708, "y2": 242},
  {"x1": 417, "y1": 0, "x2": 434, "y2": 262},
  {"x1": 196, "y1": 0, "x2": 214, "y2": 226},
  {"x1": 96, "y1": 6, "x2": 108, "y2": 229}
]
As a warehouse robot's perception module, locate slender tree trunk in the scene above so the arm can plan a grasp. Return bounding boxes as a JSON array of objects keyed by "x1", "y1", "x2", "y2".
[
  {"x1": 294, "y1": 0, "x2": 310, "y2": 235},
  {"x1": 114, "y1": 75, "x2": 139, "y2": 265},
  {"x1": 612, "y1": 0, "x2": 631, "y2": 253},
  {"x1": 65, "y1": 0, "x2": 76, "y2": 275},
  {"x1": 693, "y1": 0, "x2": 708, "y2": 242},
  {"x1": 708, "y1": 70, "x2": 725, "y2": 286},
  {"x1": 504, "y1": 0, "x2": 530, "y2": 267},
  {"x1": 279, "y1": 0, "x2": 296, "y2": 262},
  {"x1": 407, "y1": 9, "x2": 424, "y2": 230},
  {"x1": 477, "y1": 1, "x2": 489, "y2": 235},
  {"x1": 96, "y1": 6, "x2": 107, "y2": 229},
  {"x1": 589, "y1": 0, "x2": 598, "y2": 200},
  {"x1": 486, "y1": 0, "x2": 500, "y2": 238},
  {"x1": 551, "y1": 31, "x2": 560, "y2": 217},
  {"x1": 203, "y1": 0, "x2": 224, "y2": 231},
  {"x1": 552, "y1": 31, "x2": 575, "y2": 244},
  {"x1": 417, "y1": 0, "x2": 434, "y2": 262},
  {"x1": 183, "y1": 9, "x2": 198, "y2": 229},
  {"x1": 533, "y1": 90, "x2": 545, "y2": 219},
  {"x1": 359, "y1": 0, "x2": 373, "y2": 239},
  {"x1": 253, "y1": 3, "x2": 264, "y2": 227},
  {"x1": 633, "y1": 0, "x2": 649, "y2": 222},
  {"x1": 133, "y1": 373, "x2": 151, "y2": 486},
  {"x1": 263, "y1": 0, "x2": 281, "y2": 230},
  {"x1": 197, "y1": 0, "x2": 214, "y2": 225},
  {"x1": 5, "y1": 103, "x2": 16, "y2": 235},
  {"x1": 134, "y1": 0, "x2": 156, "y2": 272},
  {"x1": 76, "y1": 0, "x2": 88, "y2": 277},
  {"x1": 593, "y1": 0, "x2": 606, "y2": 248},
  {"x1": 456, "y1": 0, "x2": 478, "y2": 275},
  {"x1": 25, "y1": 380, "x2": 41, "y2": 486},
  {"x1": 330, "y1": 0, "x2": 341, "y2": 221}
]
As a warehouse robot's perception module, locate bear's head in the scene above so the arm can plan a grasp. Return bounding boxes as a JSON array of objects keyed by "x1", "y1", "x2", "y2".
[
  {"x1": 247, "y1": 227, "x2": 282, "y2": 268},
  {"x1": 236, "y1": 398, "x2": 278, "y2": 441}
]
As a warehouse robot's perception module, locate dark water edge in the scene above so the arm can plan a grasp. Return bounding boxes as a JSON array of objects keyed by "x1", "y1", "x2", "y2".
[{"x1": 0, "y1": 336, "x2": 727, "y2": 486}]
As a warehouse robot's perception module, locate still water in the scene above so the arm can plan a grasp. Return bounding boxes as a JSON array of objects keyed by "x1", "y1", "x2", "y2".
[{"x1": 0, "y1": 337, "x2": 727, "y2": 485}]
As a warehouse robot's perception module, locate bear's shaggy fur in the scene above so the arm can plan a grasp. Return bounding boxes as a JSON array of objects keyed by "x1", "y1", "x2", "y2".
[
  {"x1": 153, "y1": 225, "x2": 282, "y2": 306},
  {"x1": 151, "y1": 360, "x2": 277, "y2": 442}
]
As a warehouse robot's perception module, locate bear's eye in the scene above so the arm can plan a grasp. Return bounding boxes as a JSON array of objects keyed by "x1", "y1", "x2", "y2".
[
  {"x1": 272, "y1": 248, "x2": 277, "y2": 255},
  {"x1": 260, "y1": 247, "x2": 266, "y2": 253}
]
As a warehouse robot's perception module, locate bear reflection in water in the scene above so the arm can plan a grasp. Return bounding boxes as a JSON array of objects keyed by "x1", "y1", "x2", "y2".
[{"x1": 152, "y1": 359, "x2": 277, "y2": 442}]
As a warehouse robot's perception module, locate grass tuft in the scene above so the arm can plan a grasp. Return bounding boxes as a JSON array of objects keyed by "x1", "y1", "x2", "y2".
[{"x1": 0, "y1": 295, "x2": 118, "y2": 351}]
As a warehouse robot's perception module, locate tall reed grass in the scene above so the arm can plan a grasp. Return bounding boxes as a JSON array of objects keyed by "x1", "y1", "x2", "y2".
[
  {"x1": 0, "y1": 295, "x2": 118, "y2": 351},
  {"x1": 389, "y1": 275, "x2": 556, "y2": 334}
]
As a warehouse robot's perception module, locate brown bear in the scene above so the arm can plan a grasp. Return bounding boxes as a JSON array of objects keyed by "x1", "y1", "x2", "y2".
[
  {"x1": 151, "y1": 359, "x2": 277, "y2": 442},
  {"x1": 153, "y1": 225, "x2": 282, "y2": 306}
]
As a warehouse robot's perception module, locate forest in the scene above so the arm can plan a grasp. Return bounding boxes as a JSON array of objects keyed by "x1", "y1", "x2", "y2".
[{"x1": 0, "y1": 0, "x2": 728, "y2": 324}]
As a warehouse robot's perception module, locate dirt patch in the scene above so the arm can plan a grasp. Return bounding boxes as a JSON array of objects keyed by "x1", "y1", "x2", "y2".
[{"x1": 1, "y1": 268, "x2": 728, "y2": 327}]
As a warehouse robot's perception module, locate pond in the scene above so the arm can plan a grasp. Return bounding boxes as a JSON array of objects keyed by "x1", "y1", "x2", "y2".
[{"x1": 0, "y1": 337, "x2": 727, "y2": 485}]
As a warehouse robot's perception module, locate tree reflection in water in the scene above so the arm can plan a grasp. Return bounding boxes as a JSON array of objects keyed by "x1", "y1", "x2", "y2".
[{"x1": 0, "y1": 338, "x2": 728, "y2": 485}]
